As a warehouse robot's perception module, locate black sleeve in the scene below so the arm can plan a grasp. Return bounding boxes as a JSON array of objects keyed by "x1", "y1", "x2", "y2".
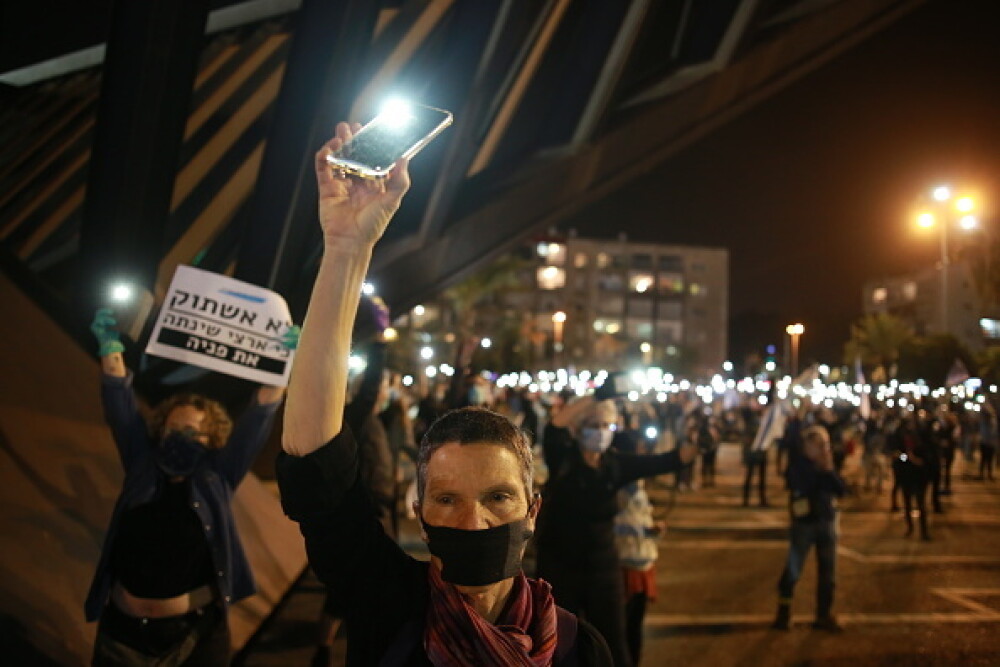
[
  {"x1": 613, "y1": 448, "x2": 683, "y2": 487},
  {"x1": 275, "y1": 428, "x2": 414, "y2": 600},
  {"x1": 344, "y1": 341, "x2": 387, "y2": 436},
  {"x1": 542, "y1": 423, "x2": 575, "y2": 479},
  {"x1": 575, "y1": 617, "x2": 614, "y2": 666},
  {"x1": 822, "y1": 469, "x2": 848, "y2": 498}
]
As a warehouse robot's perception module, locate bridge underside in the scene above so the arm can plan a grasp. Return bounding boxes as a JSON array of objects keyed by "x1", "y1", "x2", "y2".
[{"x1": 0, "y1": 0, "x2": 925, "y2": 661}]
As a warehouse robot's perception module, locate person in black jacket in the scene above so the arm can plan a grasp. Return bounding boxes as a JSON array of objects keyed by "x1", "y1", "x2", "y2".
[
  {"x1": 312, "y1": 303, "x2": 396, "y2": 667},
  {"x1": 86, "y1": 310, "x2": 287, "y2": 665},
  {"x1": 887, "y1": 412, "x2": 935, "y2": 539},
  {"x1": 277, "y1": 123, "x2": 613, "y2": 666},
  {"x1": 536, "y1": 396, "x2": 696, "y2": 667},
  {"x1": 772, "y1": 425, "x2": 846, "y2": 632}
]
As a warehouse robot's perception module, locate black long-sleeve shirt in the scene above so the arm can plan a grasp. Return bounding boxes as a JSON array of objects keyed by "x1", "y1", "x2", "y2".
[
  {"x1": 276, "y1": 427, "x2": 612, "y2": 666},
  {"x1": 784, "y1": 455, "x2": 846, "y2": 522},
  {"x1": 537, "y1": 424, "x2": 683, "y2": 569},
  {"x1": 345, "y1": 342, "x2": 394, "y2": 515}
]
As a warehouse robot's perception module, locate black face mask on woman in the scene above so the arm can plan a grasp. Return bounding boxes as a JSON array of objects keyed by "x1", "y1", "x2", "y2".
[
  {"x1": 421, "y1": 516, "x2": 534, "y2": 587},
  {"x1": 156, "y1": 430, "x2": 207, "y2": 478}
]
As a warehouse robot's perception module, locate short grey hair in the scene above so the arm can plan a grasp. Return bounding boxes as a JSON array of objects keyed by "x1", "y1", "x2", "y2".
[{"x1": 416, "y1": 407, "x2": 533, "y2": 504}]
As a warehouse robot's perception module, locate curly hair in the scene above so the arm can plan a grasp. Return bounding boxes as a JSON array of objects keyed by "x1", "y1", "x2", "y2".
[{"x1": 148, "y1": 394, "x2": 233, "y2": 450}]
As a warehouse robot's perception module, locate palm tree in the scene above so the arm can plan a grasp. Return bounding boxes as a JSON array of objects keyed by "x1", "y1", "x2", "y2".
[
  {"x1": 967, "y1": 232, "x2": 1000, "y2": 312},
  {"x1": 976, "y1": 345, "x2": 1000, "y2": 384},
  {"x1": 442, "y1": 253, "x2": 531, "y2": 369},
  {"x1": 843, "y1": 312, "x2": 914, "y2": 377}
]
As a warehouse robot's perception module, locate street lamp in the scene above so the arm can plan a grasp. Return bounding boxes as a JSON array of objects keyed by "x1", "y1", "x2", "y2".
[
  {"x1": 914, "y1": 185, "x2": 978, "y2": 333},
  {"x1": 552, "y1": 311, "x2": 566, "y2": 367},
  {"x1": 785, "y1": 323, "x2": 804, "y2": 376},
  {"x1": 640, "y1": 341, "x2": 652, "y2": 365}
]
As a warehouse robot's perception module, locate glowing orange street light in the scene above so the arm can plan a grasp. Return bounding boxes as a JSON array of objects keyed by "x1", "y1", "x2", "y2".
[
  {"x1": 552, "y1": 311, "x2": 567, "y2": 368},
  {"x1": 785, "y1": 323, "x2": 804, "y2": 376},
  {"x1": 913, "y1": 185, "x2": 979, "y2": 332}
]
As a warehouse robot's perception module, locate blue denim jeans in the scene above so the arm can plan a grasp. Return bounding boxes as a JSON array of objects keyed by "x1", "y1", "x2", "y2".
[{"x1": 778, "y1": 516, "x2": 838, "y2": 617}]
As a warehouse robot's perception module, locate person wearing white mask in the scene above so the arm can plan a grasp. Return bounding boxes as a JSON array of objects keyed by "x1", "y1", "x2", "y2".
[{"x1": 536, "y1": 394, "x2": 697, "y2": 667}]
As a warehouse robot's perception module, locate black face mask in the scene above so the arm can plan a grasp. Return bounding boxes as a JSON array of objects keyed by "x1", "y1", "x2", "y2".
[
  {"x1": 156, "y1": 430, "x2": 207, "y2": 478},
  {"x1": 421, "y1": 516, "x2": 534, "y2": 587}
]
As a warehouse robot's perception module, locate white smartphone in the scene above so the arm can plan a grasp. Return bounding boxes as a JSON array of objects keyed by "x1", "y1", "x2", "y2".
[{"x1": 327, "y1": 101, "x2": 453, "y2": 179}]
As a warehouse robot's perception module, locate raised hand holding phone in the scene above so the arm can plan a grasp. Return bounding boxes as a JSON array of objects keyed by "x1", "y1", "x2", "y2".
[
  {"x1": 594, "y1": 371, "x2": 630, "y2": 401},
  {"x1": 316, "y1": 122, "x2": 411, "y2": 248},
  {"x1": 326, "y1": 99, "x2": 452, "y2": 180}
]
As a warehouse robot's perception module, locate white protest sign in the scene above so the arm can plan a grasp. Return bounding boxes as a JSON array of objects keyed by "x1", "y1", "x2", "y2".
[{"x1": 146, "y1": 265, "x2": 295, "y2": 386}]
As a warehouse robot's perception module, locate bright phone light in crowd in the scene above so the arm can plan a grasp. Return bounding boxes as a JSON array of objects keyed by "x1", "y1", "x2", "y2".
[
  {"x1": 378, "y1": 98, "x2": 415, "y2": 129},
  {"x1": 109, "y1": 282, "x2": 134, "y2": 303},
  {"x1": 362, "y1": 282, "x2": 375, "y2": 296}
]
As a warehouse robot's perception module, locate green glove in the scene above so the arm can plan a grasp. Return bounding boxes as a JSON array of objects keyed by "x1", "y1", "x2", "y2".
[
  {"x1": 280, "y1": 325, "x2": 301, "y2": 351},
  {"x1": 91, "y1": 308, "x2": 125, "y2": 357}
]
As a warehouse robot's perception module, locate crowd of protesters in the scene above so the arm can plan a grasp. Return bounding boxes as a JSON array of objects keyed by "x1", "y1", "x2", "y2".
[{"x1": 84, "y1": 123, "x2": 999, "y2": 666}]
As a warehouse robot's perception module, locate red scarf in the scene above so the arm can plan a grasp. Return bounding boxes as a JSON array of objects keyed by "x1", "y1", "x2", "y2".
[{"x1": 424, "y1": 564, "x2": 558, "y2": 666}]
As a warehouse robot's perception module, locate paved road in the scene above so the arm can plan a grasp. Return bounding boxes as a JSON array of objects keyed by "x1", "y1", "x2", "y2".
[
  {"x1": 240, "y1": 443, "x2": 1000, "y2": 666},
  {"x1": 638, "y1": 443, "x2": 1000, "y2": 666}
]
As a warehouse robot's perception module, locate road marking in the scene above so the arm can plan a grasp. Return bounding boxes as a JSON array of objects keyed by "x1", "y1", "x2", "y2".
[
  {"x1": 932, "y1": 588, "x2": 1000, "y2": 616},
  {"x1": 667, "y1": 540, "x2": 786, "y2": 549},
  {"x1": 645, "y1": 610, "x2": 1000, "y2": 627},
  {"x1": 837, "y1": 545, "x2": 1000, "y2": 565},
  {"x1": 667, "y1": 520, "x2": 785, "y2": 530}
]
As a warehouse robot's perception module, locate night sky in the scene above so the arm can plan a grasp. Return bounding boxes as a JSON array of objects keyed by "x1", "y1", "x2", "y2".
[{"x1": 566, "y1": 0, "x2": 1000, "y2": 365}]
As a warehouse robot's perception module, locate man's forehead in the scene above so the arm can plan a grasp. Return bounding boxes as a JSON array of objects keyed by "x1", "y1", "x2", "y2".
[{"x1": 425, "y1": 442, "x2": 522, "y2": 485}]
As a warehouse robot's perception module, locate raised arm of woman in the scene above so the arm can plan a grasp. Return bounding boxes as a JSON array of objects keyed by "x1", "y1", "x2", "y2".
[{"x1": 282, "y1": 123, "x2": 410, "y2": 457}]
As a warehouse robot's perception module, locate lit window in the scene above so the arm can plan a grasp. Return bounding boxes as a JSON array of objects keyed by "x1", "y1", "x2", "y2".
[
  {"x1": 630, "y1": 272, "x2": 655, "y2": 293},
  {"x1": 574, "y1": 253, "x2": 588, "y2": 269},
  {"x1": 597, "y1": 253, "x2": 610, "y2": 269},
  {"x1": 902, "y1": 282, "x2": 917, "y2": 301},
  {"x1": 547, "y1": 243, "x2": 566, "y2": 265},
  {"x1": 593, "y1": 319, "x2": 605, "y2": 332},
  {"x1": 872, "y1": 287, "x2": 888, "y2": 304},
  {"x1": 658, "y1": 273, "x2": 684, "y2": 293},
  {"x1": 689, "y1": 283, "x2": 705, "y2": 296},
  {"x1": 536, "y1": 266, "x2": 566, "y2": 290},
  {"x1": 981, "y1": 318, "x2": 1000, "y2": 339}
]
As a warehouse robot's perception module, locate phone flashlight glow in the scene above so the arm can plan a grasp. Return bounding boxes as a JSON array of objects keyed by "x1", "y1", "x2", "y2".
[
  {"x1": 378, "y1": 98, "x2": 415, "y2": 130},
  {"x1": 109, "y1": 282, "x2": 134, "y2": 304}
]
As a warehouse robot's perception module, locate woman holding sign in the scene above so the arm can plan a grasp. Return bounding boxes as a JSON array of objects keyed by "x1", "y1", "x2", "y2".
[{"x1": 85, "y1": 311, "x2": 292, "y2": 665}]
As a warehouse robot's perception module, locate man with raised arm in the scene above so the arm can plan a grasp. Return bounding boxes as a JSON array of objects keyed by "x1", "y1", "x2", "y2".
[{"x1": 276, "y1": 123, "x2": 612, "y2": 666}]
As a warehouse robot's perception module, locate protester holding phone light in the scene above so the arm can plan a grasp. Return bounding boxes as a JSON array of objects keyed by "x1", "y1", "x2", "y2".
[
  {"x1": 277, "y1": 121, "x2": 613, "y2": 665},
  {"x1": 535, "y1": 375, "x2": 697, "y2": 667},
  {"x1": 86, "y1": 309, "x2": 290, "y2": 665}
]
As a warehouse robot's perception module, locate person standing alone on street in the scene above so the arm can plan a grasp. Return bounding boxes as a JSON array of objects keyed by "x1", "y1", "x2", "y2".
[{"x1": 772, "y1": 425, "x2": 846, "y2": 632}]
